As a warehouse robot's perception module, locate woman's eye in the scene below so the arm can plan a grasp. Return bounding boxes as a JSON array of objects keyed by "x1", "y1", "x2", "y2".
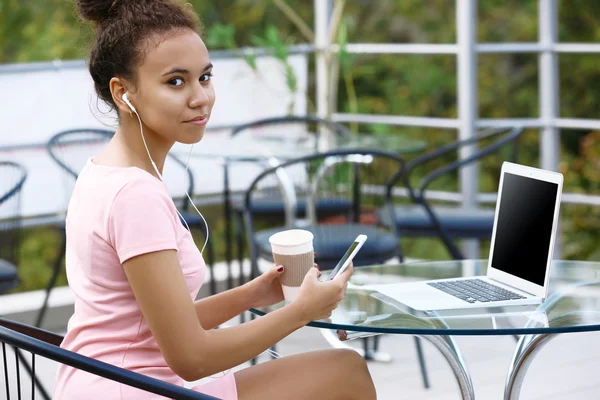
[
  {"x1": 169, "y1": 78, "x2": 184, "y2": 86},
  {"x1": 200, "y1": 73, "x2": 213, "y2": 82}
]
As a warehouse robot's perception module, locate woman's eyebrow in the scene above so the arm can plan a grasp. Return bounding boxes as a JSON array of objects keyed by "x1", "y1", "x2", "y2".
[
  {"x1": 162, "y1": 63, "x2": 213, "y2": 76},
  {"x1": 163, "y1": 67, "x2": 188, "y2": 76}
]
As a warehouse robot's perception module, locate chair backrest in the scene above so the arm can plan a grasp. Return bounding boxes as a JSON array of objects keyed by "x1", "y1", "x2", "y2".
[
  {"x1": 243, "y1": 148, "x2": 405, "y2": 240},
  {"x1": 47, "y1": 129, "x2": 115, "y2": 181},
  {"x1": 0, "y1": 162, "x2": 28, "y2": 266},
  {"x1": 47, "y1": 129, "x2": 196, "y2": 211},
  {"x1": 231, "y1": 115, "x2": 352, "y2": 143},
  {"x1": 387, "y1": 126, "x2": 523, "y2": 259},
  {"x1": 0, "y1": 318, "x2": 219, "y2": 400}
]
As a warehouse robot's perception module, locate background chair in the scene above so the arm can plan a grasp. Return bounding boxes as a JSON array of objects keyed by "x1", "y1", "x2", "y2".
[
  {"x1": 384, "y1": 126, "x2": 523, "y2": 261},
  {"x1": 40, "y1": 129, "x2": 216, "y2": 328},
  {"x1": 0, "y1": 162, "x2": 28, "y2": 293},
  {"x1": 0, "y1": 318, "x2": 219, "y2": 399},
  {"x1": 38, "y1": 129, "x2": 117, "y2": 328},
  {"x1": 229, "y1": 115, "x2": 353, "y2": 288},
  {"x1": 243, "y1": 149, "x2": 403, "y2": 275},
  {"x1": 241, "y1": 148, "x2": 431, "y2": 387}
]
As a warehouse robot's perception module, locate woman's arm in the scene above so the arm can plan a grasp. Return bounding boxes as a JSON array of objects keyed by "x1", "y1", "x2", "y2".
[
  {"x1": 193, "y1": 285, "x2": 253, "y2": 330},
  {"x1": 194, "y1": 264, "x2": 285, "y2": 330},
  {"x1": 124, "y1": 250, "x2": 342, "y2": 381}
]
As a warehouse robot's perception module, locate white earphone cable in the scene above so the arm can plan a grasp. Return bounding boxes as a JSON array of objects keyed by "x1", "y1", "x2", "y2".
[
  {"x1": 132, "y1": 104, "x2": 209, "y2": 255},
  {"x1": 183, "y1": 144, "x2": 209, "y2": 254}
]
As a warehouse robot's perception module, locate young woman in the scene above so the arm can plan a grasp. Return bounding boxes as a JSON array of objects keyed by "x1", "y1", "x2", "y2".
[{"x1": 53, "y1": 1, "x2": 376, "y2": 399}]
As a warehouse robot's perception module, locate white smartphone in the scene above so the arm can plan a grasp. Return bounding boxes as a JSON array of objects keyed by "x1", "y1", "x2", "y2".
[{"x1": 326, "y1": 234, "x2": 368, "y2": 281}]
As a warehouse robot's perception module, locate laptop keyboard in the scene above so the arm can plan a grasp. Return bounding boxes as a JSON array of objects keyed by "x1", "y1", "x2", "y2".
[{"x1": 427, "y1": 279, "x2": 526, "y2": 304}]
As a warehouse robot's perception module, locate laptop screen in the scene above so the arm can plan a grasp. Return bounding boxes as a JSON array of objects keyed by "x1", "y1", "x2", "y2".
[{"x1": 491, "y1": 172, "x2": 559, "y2": 286}]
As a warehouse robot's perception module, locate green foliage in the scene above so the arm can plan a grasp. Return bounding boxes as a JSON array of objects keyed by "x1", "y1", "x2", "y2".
[
  {"x1": 250, "y1": 24, "x2": 297, "y2": 95},
  {"x1": 204, "y1": 22, "x2": 237, "y2": 50},
  {"x1": 17, "y1": 227, "x2": 67, "y2": 293}
]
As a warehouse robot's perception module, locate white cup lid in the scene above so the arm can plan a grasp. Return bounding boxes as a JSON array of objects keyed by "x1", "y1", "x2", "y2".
[{"x1": 269, "y1": 229, "x2": 314, "y2": 255}]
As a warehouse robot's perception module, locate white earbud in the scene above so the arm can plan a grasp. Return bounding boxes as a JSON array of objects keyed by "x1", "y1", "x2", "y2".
[
  {"x1": 122, "y1": 93, "x2": 137, "y2": 113},
  {"x1": 120, "y1": 92, "x2": 210, "y2": 255}
]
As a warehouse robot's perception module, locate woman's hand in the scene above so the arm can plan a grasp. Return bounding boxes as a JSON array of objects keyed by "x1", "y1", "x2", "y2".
[
  {"x1": 292, "y1": 262, "x2": 354, "y2": 323},
  {"x1": 246, "y1": 252, "x2": 321, "y2": 309},
  {"x1": 245, "y1": 265, "x2": 285, "y2": 309}
]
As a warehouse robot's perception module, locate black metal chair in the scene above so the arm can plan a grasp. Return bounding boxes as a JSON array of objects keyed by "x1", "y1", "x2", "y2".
[
  {"x1": 241, "y1": 148, "x2": 431, "y2": 387},
  {"x1": 229, "y1": 115, "x2": 354, "y2": 288},
  {"x1": 39, "y1": 129, "x2": 117, "y2": 328},
  {"x1": 244, "y1": 149, "x2": 403, "y2": 274},
  {"x1": 384, "y1": 126, "x2": 523, "y2": 260},
  {"x1": 41, "y1": 129, "x2": 217, "y2": 329},
  {"x1": 0, "y1": 318, "x2": 219, "y2": 399},
  {"x1": 0, "y1": 162, "x2": 28, "y2": 293}
]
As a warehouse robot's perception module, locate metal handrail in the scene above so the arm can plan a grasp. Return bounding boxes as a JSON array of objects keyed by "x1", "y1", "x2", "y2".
[{"x1": 0, "y1": 323, "x2": 218, "y2": 400}]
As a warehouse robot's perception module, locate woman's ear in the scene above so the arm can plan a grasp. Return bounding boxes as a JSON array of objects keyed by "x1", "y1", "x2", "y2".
[{"x1": 109, "y1": 77, "x2": 132, "y2": 116}]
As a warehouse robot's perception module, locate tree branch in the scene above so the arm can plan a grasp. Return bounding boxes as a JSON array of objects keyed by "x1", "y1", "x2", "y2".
[{"x1": 272, "y1": 0, "x2": 314, "y2": 43}]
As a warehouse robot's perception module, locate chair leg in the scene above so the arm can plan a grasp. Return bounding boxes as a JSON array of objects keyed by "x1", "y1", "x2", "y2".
[
  {"x1": 15, "y1": 349, "x2": 51, "y2": 400},
  {"x1": 234, "y1": 211, "x2": 246, "y2": 288},
  {"x1": 24, "y1": 228, "x2": 66, "y2": 400},
  {"x1": 205, "y1": 237, "x2": 217, "y2": 296},
  {"x1": 234, "y1": 213, "x2": 247, "y2": 324},
  {"x1": 414, "y1": 336, "x2": 431, "y2": 389},
  {"x1": 373, "y1": 334, "x2": 380, "y2": 351},
  {"x1": 35, "y1": 227, "x2": 66, "y2": 328}
]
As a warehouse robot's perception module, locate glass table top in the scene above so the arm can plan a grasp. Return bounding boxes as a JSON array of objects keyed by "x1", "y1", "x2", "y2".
[
  {"x1": 173, "y1": 132, "x2": 427, "y2": 161},
  {"x1": 250, "y1": 259, "x2": 600, "y2": 336}
]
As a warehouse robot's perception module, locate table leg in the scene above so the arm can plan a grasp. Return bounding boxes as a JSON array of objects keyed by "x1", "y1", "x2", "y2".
[
  {"x1": 222, "y1": 161, "x2": 233, "y2": 290},
  {"x1": 419, "y1": 334, "x2": 475, "y2": 400},
  {"x1": 503, "y1": 333, "x2": 553, "y2": 400},
  {"x1": 503, "y1": 310, "x2": 600, "y2": 400}
]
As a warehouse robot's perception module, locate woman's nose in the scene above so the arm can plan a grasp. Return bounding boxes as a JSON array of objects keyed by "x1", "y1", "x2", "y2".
[{"x1": 189, "y1": 82, "x2": 213, "y2": 108}]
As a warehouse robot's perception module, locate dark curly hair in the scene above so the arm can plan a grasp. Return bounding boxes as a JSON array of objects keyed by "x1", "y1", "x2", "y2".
[{"x1": 77, "y1": 0, "x2": 202, "y2": 112}]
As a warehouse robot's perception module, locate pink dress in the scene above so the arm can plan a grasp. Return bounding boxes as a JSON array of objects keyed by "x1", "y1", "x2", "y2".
[{"x1": 53, "y1": 159, "x2": 238, "y2": 400}]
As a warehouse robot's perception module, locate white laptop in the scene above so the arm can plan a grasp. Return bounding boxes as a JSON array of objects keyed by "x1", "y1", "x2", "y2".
[{"x1": 369, "y1": 161, "x2": 563, "y2": 313}]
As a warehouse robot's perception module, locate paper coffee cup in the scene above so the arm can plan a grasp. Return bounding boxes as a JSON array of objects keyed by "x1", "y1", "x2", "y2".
[{"x1": 269, "y1": 229, "x2": 314, "y2": 302}]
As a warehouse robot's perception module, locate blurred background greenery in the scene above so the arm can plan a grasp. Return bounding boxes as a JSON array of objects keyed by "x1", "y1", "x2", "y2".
[{"x1": 1, "y1": 0, "x2": 598, "y2": 292}]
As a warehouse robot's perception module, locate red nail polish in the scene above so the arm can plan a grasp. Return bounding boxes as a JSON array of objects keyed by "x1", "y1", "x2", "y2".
[{"x1": 277, "y1": 266, "x2": 284, "y2": 272}]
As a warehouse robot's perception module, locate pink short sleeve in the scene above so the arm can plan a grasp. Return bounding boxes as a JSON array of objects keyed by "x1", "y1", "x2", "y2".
[{"x1": 109, "y1": 177, "x2": 178, "y2": 264}]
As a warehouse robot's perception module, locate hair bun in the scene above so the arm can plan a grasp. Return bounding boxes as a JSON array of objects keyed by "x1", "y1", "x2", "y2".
[{"x1": 77, "y1": 0, "x2": 120, "y2": 23}]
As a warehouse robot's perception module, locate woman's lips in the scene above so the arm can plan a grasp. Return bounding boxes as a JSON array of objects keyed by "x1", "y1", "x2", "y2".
[{"x1": 186, "y1": 116, "x2": 208, "y2": 126}]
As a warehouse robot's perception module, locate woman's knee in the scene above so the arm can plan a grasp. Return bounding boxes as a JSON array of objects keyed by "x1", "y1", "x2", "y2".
[
  {"x1": 331, "y1": 349, "x2": 376, "y2": 397},
  {"x1": 320, "y1": 349, "x2": 366, "y2": 381},
  {"x1": 335, "y1": 349, "x2": 368, "y2": 372}
]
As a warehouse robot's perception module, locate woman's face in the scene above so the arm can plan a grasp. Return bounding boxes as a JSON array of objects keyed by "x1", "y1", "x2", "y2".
[{"x1": 128, "y1": 29, "x2": 215, "y2": 145}]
